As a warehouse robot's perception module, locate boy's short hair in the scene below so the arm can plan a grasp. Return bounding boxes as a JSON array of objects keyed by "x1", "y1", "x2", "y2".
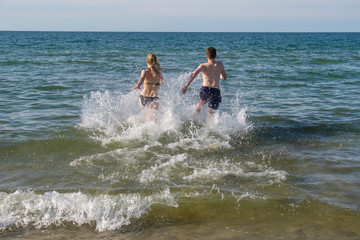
[{"x1": 206, "y1": 47, "x2": 217, "y2": 59}]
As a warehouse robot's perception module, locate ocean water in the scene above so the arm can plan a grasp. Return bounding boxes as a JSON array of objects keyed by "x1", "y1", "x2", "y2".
[{"x1": 0, "y1": 32, "x2": 359, "y2": 239}]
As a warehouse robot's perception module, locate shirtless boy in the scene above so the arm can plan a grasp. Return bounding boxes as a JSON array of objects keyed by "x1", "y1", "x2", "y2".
[{"x1": 182, "y1": 47, "x2": 227, "y2": 120}]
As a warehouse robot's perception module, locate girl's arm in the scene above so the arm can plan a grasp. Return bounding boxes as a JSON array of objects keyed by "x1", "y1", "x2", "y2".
[
  {"x1": 133, "y1": 70, "x2": 146, "y2": 90},
  {"x1": 159, "y1": 71, "x2": 164, "y2": 85}
]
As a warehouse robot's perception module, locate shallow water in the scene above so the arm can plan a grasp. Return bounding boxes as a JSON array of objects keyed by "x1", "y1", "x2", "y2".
[{"x1": 0, "y1": 32, "x2": 359, "y2": 239}]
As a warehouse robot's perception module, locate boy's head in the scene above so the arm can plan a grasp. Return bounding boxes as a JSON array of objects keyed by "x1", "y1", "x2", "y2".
[{"x1": 206, "y1": 47, "x2": 217, "y2": 59}]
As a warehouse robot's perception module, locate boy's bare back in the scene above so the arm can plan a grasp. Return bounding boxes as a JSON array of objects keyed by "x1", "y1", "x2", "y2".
[
  {"x1": 198, "y1": 61, "x2": 226, "y2": 89},
  {"x1": 182, "y1": 59, "x2": 226, "y2": 94}
]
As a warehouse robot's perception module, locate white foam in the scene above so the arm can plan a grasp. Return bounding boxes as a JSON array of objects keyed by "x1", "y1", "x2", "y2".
[
  {"x1": 139, "y1": 153, "x2": 187, "y2": 183},
  {"x1": 69, "y1": 148, "x2": 137, "y2": 167},
  {"x1": 231, "y1": 191, "x2": 268, "y2": 201},
  {"x1": 183, "y1": 159, "x2": 287, "y2": 184},
  {"x1": 0, "y1": 188, "x2": 177, "y2": 232}
]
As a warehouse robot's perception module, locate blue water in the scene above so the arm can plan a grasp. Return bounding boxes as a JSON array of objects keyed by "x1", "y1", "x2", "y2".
[{"x1": 0, "y1": 32, "x2": 359, "y2": 239}]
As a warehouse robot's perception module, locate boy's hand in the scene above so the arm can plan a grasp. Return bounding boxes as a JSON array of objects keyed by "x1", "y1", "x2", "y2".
[
  {"x1": 133, "y1": 86, "x2": 141, "y2": 90},
  {"x1": 182, "y1": 86, "x2": 188, "y2": 94}
]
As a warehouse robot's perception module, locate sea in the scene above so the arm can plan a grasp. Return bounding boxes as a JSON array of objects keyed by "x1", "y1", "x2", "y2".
[{"x1": 0, "y1": 32, "x2": 359, "y2": 239}]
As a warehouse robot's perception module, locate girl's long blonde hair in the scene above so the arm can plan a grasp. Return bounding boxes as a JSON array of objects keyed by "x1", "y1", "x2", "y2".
[{"x1": 146, "y1": 53, "x2": 165, "y2": 77}]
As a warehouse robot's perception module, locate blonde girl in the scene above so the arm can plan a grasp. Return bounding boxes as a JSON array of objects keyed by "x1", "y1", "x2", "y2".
[{"x1": 133, "y1": 53, "x2": 165, "y2": 110}]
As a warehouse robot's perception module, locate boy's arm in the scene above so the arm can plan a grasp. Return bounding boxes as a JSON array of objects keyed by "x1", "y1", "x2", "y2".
[
  {"x1": 133, "y1": 70, "x2": 146, "y2": 90},
  {"x1": 220, "y1": 62, "x2": 227, "y2": 80},
  {"x1": 182, "y1": 65, "x2": 203, "y2": 94}
]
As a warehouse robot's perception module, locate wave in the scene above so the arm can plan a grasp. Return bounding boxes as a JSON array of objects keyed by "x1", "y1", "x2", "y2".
[
  {"x1": 0, "y1": 189, "x2": 177, "y2": 232},
  {"x1": 1, "y1": 187, "x2": 358, "y2": 234},
  {"x1": 69, "y1": 150, "x2": 287, "y2": 187},
  {"x1": 0, "y1": 188, "x2": 264, "y2": 233}
]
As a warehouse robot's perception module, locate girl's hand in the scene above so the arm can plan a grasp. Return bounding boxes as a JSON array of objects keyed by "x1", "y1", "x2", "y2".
[{"x1": 182, "y1": 86, "x2": 188, "y2": 94}]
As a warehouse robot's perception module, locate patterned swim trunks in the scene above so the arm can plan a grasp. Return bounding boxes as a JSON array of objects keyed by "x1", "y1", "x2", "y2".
[{"x1": 199, "y1": 86, "x2": 222, "y2": 110}]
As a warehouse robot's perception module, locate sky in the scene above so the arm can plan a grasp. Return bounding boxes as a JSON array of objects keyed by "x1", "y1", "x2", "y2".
[{"x1": 0, "y1": 0, "x2": 359, "y2": 32}]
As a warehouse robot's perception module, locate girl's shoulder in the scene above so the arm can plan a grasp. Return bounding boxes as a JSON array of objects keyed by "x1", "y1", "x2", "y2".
[{"x1": 141, "y1": 69, "x2": 151, "y2": 76}]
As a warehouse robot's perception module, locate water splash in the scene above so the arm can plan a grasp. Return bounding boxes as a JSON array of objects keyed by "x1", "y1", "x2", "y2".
[{"x1": 78, "y1": 73, "x2": 250, "y2": 146}]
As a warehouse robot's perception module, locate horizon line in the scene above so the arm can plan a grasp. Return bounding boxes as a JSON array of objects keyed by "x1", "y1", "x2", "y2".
[{"x1": 1, "y1": 30, "x2": 359, "y2": 33}]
